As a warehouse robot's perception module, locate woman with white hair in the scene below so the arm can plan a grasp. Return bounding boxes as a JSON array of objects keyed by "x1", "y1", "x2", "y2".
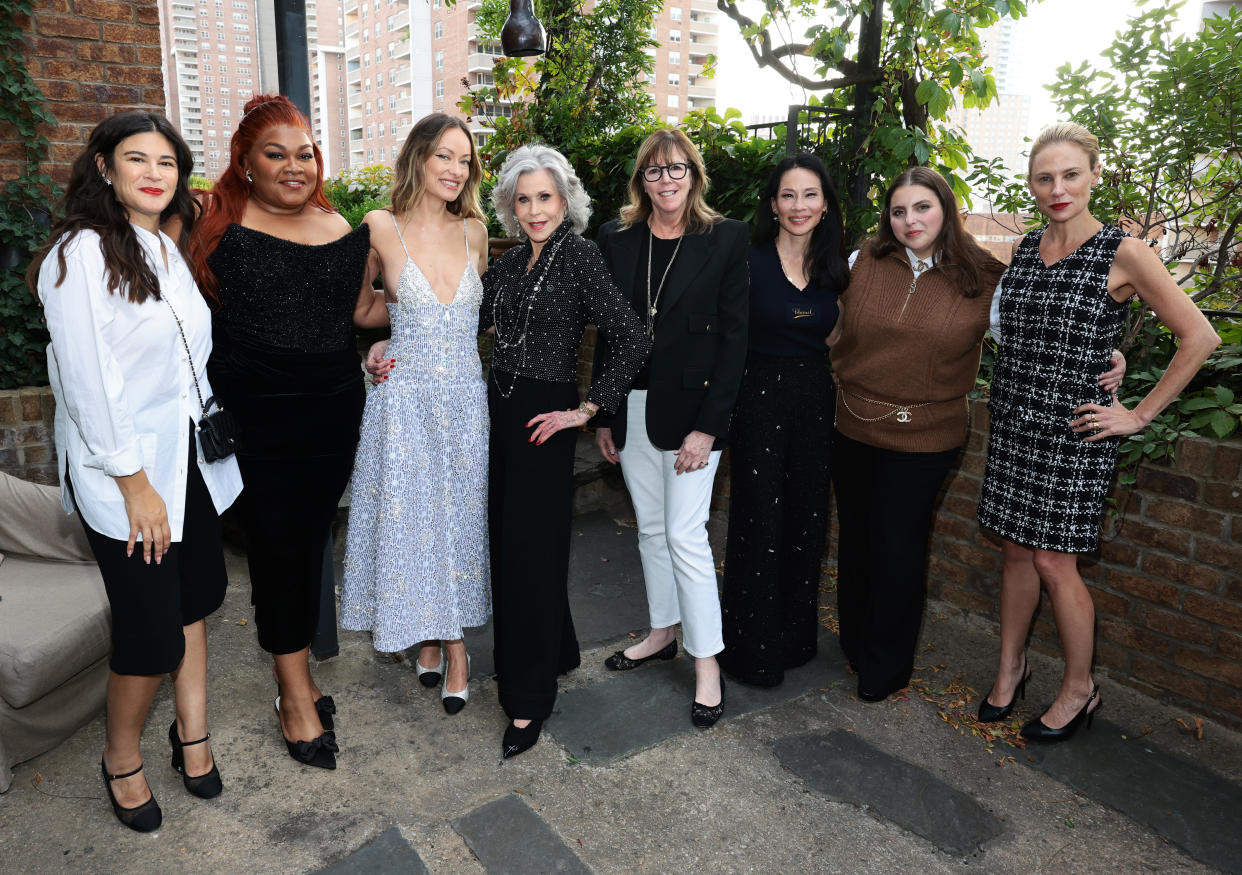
[{"x1": 483, "y1": 144, "x2": 650, "y2": 758}]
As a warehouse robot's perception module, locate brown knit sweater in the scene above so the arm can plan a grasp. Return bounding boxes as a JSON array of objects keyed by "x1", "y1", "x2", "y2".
[{"x1": 830, "y1": 247, "x2": 1005, "y2": 453}]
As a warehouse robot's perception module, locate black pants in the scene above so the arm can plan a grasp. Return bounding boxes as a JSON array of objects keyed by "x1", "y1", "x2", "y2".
[
  {"x1": 831, "y1": 431, "x2": 959, "y2": 698},
  {"x1": 720, "y1": 353, "x2": 833, "y2": 686},
  {"x1": 488, "y1": 372, "x2": 581, "y2": 721},
  {"x1": 73, "y1": 425, "x2": 228, "y2": 676}
]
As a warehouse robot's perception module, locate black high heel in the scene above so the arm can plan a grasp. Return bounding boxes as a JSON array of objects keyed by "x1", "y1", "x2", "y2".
[
  {"x1": 168, "y1": 721, "x2": 223, "y2": 798},
  {"x1": 604, "y1": 639, "x2": 677, "y2": 671},
  {"x1": 502, "y1": 719, "x2": 543, "y2": 759},
  {"x1": 977, "y1": 657, "x2": 1032, "y2": 723},
  {"x1": 275, "y1": 697, "x2": 339, "y2": 769},
  {"x1": 1021, "y1": 685, "x2": 1101, "y2": 742},
  {"x1": 101, "y1": 759, "x2": 162, "y2": 832}
]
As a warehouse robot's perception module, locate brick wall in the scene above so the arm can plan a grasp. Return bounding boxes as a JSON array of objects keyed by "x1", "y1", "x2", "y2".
[
  {"x1": 0, "y1": 387, "x2": 57, "y2": 484},
  {"x1": 928, "y1": 399, "x2": 1242, "y2": 730},
  {"x1": 2, "y1": 0, "x2": 164, "y2": 188}
]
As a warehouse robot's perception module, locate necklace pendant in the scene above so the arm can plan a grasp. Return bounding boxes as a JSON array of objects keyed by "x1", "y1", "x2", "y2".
[
  {"x1": 649, "y1": 305, "x2": 657, "y2": 319},
  {"x1": 896, "y1": 409, "x2": 912, "y2": 423}
]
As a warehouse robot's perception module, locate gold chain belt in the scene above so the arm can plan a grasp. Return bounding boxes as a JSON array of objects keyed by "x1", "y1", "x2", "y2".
[{"x1": 838, "y1": 388, "x2": 934, "y2": 424}]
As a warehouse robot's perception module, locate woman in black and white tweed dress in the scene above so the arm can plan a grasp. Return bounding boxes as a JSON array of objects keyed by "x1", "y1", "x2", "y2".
[{"x1": 976, "y1": 123, "x2": 1218, "y2": 742}]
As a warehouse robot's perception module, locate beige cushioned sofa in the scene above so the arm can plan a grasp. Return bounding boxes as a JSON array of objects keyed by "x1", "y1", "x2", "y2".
[{"x1": 0, "y1": 472, "x2": 110, "y2": 792}]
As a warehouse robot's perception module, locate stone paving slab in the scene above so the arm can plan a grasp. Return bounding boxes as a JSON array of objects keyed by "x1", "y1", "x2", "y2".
[
  {"x1": 313, "y1": 827, "x2": 429, "y2": 875},
  {"x1": 452, "y1": 794, "x2": 592, "y2": 874},
  {"x1": 549, "y1": 630, "x2": 849, "y2": 764},
  {"x1": 455, "y1": 510, "x2": 651, "y2": 679},
  {"x1": 772, "y1": 729, "x2": 1005, "y2": 856},
  {"x1": 1023, "y1": 718, "x2": 1242, "y2": 873}
]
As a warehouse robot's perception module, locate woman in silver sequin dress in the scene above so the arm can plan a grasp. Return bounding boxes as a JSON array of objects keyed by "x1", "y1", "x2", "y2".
[
  {"x1": 977, "y1": 124, "x2": 1218, "y2": 742},
  {"x1": 341, "y1": 114, "x2": 491, "y2": 716}
]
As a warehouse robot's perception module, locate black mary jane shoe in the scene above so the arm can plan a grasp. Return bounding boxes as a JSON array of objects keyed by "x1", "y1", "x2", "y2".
[
  {"x1": 604, "y1": 639, "x2": 677, "y2": 671},
  {"x1": 102, "y1": 759, "x2": 162, "y2": 832},
  {"x1": 168, "y1": 721, "x2": 223, "y2": 798},
  {"x1": 1020, "y1": 685, "x2": 1101, "y2": 743},
  {"x1": 977, "y1": 659, "x2": 1032, "y2": 723},
  {"x1": 502, "y1": 720, "x2": 543, "y2": 759},
  {"x1": 691, "y1": 679, "x2": 725, "y2": 729}
]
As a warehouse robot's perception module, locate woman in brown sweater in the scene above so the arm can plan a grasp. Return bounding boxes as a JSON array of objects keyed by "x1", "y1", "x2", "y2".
[
  {"x1": 831, "y1": 167, "x2": 1122, "y2": 702},
  {"x1": 830, "y1": 168, "x2": 1003, "y2": 701}
]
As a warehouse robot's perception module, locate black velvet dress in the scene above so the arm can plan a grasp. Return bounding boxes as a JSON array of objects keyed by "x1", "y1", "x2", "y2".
[{"x1": 206, "y1": 223, "x2": 370, "y2": 654}]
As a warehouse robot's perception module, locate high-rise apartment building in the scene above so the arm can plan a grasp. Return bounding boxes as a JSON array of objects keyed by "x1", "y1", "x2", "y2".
[
  {"x1": 160, "y1": 0, "x2": 719, "y2": 177},
  {"x1": 947, "y1": 17, "x2": 1030, "y2": 183},
  {"x1": 158, "y1": 0, "x2": 262, "y2": 176},
  {"x1": 159, "y1": 0, "x2": 353, "y2": 176},
  {"x1": 344, "y1": 0, "x2": 719, "y2": 164}
]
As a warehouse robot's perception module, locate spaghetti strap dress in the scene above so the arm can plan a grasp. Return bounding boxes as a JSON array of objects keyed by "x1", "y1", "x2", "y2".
[
  {"x1": 340, "y1": 217, "x2": 490, "y2": 651},
  {"x1": 978, "y1": 224, "x2": 1130, "y2": 554}
]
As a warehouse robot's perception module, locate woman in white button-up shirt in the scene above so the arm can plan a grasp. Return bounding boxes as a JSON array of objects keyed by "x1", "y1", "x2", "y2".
[{"x1": 29, "y1": 111, "x2": 242, "y2": 833}]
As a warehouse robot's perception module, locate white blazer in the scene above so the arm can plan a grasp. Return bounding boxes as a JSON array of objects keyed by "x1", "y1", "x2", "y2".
[{"x1": 39, "y1": 224, "x2": 243, "y2": 542}]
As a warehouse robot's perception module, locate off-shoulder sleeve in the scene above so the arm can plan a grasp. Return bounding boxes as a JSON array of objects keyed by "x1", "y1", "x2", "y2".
[
  {"x1": 39, "y1": 233, "x2": 144, "y2": 477},
  {"x1": 573, "y1": 237, "x2": 651, "y2": 414}
]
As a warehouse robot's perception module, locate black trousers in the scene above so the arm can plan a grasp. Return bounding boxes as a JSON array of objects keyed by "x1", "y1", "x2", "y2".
[
  {"x1": 73, "y1": 424, "x2": 228, "y2": 676},
  {"x1": 831, "y1": 431, "x2": 959, "y2": 698},
  {"x1": 720, "y1": 353, "x2": 833, "y2": 686},
  {"x1": 488, "y1": 372, "x2": 581, "y2": 721}
]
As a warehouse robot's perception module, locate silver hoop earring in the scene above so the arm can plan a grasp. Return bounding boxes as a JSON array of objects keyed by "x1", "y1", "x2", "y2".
[{"x1": 245, "y1": 169, "x2": 253, "y2": 183}]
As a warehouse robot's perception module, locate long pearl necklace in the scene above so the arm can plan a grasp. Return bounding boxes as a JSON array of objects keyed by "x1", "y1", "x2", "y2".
[{"x1": 491, "y1": 231, "x2": 569, "y2": 398}]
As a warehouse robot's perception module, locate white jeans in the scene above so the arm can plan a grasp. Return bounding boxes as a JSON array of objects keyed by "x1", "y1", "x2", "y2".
[{"x1": 618, "y1": 390, "x2": 724, "y2": 658}]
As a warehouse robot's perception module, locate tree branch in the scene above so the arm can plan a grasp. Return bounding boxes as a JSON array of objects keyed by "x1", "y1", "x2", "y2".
[
  {"x1": 1192, "y1": 207, "x2": 1242, "y2": 302},
  {"x1": 714, "y1": 0, "x2": 880, "y2": 91}
]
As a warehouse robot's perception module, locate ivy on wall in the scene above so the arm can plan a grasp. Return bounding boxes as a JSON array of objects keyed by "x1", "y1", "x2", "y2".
[{"x1": 0, "y1": 0, "x2": 57, "y2": 389}]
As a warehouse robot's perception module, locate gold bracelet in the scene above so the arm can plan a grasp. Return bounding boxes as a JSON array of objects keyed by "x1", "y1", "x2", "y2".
[{"x1": 577, "y1": 401, "x2": 597, "y2": 418}]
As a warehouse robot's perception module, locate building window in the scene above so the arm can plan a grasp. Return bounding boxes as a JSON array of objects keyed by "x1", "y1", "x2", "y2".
[
  {"x1": 667, "y1": 115, "x2": 678, "y2": 124},
  {"x1": 669, "y1": 29, "x2": 680, "y2": 42},
  {"x1": 435, "y1": 80, "x2": 444, "y2": 98},
  {"x1": 670, "y1": 6, "x2": 681, "y2": 20},
  {"x1": 668, "y1": 73, "x2": 679, "y2": 87},
  {"x1": 668, "y1": 95, "x2": 678, "y2": 108},
  {"x1": 669, "y1": 51, "x2": 680, "y2": 66},
  {"x1": 435, "y1": 51, "x2": 443, "y2": 70},
  {"x1": 434, "y1": 21, "x2": 443, "y2": 39}
]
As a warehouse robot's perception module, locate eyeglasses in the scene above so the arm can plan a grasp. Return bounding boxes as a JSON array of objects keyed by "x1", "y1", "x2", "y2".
[{"x1": 640, "y1": 162, "x2": 690, "y2": 182}]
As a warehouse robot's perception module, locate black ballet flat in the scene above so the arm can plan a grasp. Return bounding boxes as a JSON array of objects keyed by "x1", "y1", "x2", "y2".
[
  {"x1": 168, "y1": 721, "x2": 223, "y2": 798},
  {"x1": 604, "y1": 640, "x2": 677, "y2": 671},
  {"x1": 691, "y1": 679, "x2": 725, "y2": 729},
  {"x1": 314, "y1": 695, "x2": 336, "y2": 731},
  {"x1": 977, "y1": 658, "x2": 1032, "y2": 723},
  {"x1": 102, "y1": 759, "x2": 162, "y2": 832},
  {"x1": 502, "y1": 720, "x2": 543, "y2": 759},
  {"x1": 1021, "y1": 685, "x2": 1101, "y2": 742}
]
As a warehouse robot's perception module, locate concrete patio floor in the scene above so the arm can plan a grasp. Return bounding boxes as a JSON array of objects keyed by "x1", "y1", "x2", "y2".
[{"x1": 2, "y1": 500, "x2": 1241, "y2": 873}]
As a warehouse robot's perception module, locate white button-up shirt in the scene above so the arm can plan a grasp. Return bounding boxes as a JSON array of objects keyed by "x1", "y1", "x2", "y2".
[{"x1": 39, "y1": 224, "x2": 243, "y2": 541}]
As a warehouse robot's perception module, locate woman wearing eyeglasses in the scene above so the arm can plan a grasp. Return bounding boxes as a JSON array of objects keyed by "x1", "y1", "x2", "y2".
[{"x1": 594, "y1": 128, "x2": 749, "y2": 728}]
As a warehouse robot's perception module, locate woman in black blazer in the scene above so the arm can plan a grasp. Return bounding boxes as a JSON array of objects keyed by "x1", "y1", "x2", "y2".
[{"x1": 594, "y1": 128, "x2": 749, "y2": 728}]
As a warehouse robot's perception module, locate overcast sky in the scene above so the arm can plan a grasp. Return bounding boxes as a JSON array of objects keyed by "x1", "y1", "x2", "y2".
[{"x1": 713, "y1": 0, "x2": 1202, "y2": 135}]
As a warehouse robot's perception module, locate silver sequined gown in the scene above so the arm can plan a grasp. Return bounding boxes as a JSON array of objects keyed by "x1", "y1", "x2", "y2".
[{"x1": 341, "y1": 219, "x2": 490, "y2": 651}]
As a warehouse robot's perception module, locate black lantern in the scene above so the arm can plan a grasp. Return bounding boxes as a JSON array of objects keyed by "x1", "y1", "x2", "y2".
[{"x1": 500, "y1": 0, "x2": 545, "y2": 57}]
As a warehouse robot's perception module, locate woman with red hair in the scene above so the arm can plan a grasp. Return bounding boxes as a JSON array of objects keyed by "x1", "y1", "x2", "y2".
[{"x1": 190, "y1": 95, "x2": 387, "y2": 769}]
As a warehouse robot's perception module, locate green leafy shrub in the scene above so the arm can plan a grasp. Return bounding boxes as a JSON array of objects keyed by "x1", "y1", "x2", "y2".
[{"x1": 323, "y1": 165, "x2": 393, "y2": 228}]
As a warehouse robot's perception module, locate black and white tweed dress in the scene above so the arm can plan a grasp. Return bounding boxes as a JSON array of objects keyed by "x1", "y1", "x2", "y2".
[{"x1": 977, "y1": 224, "x2": 1130, "y2": 553}]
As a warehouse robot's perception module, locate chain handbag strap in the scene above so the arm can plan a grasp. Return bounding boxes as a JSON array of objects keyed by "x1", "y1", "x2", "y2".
[{"x1": 162, "y1": 296, "x2": 211, "y2": 417}]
